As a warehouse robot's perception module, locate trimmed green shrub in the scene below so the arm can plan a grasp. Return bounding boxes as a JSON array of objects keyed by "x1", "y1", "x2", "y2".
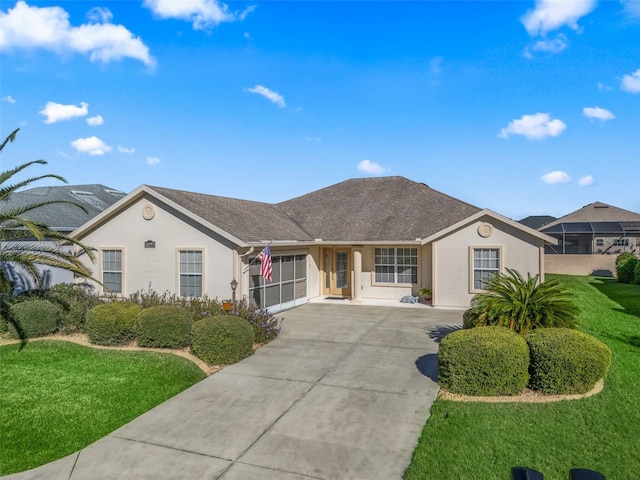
[
  {"x1": 466, "y1": 269, "x2": 579, "y2": 334},
  {"x1": 136, "y1": 306, "x2": 192, "y2": 349},
  {"x1": 231, "y1": 299, "x2": 282, "y2": 344},
  {"x1": 8, "y1": 300, "x2": 61, "y2": 339},
  {"x1": 86, "y1": 303, "x2": 141, "y2": 346},
  {"x1": 45, "y1": 283, "x2": 103, "y2": 334},
  {"x1": 438, "y1": 326, "x2": 530, "y2": 396},
  {"x1": 525, "y1": 328, "x2": 611, "y2": 395},
  {"x1": 128, "y1": 288, "x2": 225, "y2": 322},
  {"x1": 191, "y1": 315, "x2": 254, "y2": 365},
  {"x1": 616, "y1": 253, "x2": 638, "y2": 284},
  {"x1": 634, "y1": 260, "x2": 640, "y2": 286}
]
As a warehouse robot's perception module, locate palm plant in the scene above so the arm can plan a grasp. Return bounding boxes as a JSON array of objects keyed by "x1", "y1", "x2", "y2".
[
  {"x1": 465, "y1": 268, "x2": 579, "y2": 334},
  {"x1": 1, "y1": 129, "x2": 96, "y2": 338}
]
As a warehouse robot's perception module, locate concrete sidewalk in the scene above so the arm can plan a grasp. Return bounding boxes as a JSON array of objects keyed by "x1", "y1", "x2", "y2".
[{"x1": 4, "y1": 303, "x2": 461, "y2": 480}]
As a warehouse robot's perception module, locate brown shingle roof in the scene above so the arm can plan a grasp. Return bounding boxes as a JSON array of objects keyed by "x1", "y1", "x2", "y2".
[
  {"x1": 542, "y1": 202, "x2": 640, "y2": 229},
  {"x1": 278, "y1": 177, "x2": 481, "y2": 241},
  {"x1": 148, "y1": 186, "x2": 313, "y2": 243}
]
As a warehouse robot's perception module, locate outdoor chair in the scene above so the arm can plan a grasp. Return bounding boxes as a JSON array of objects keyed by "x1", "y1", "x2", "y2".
[
  {"x1": 569, "y1": 468, "x2": 606, "y2": 480},
  {"x1": 511, "y1": 466, "x2": 544, "y2": 480}
]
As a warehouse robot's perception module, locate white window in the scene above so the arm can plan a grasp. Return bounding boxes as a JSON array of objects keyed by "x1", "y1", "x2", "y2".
[
  {"x1": 595, "y1": 239, "x2": 604, "y2": 247},
  {"x1": 179, "y1": 250, "x2": 202, "y2": 297},
  {"x1": 472, "y1": 248, "x2": 500, "y2": 291},
  {"x1": 374, "y1": 248, "x2": 418, "y2": 284},
  {"x1": 614, "y1": 238, "x2": 629, "y2": 247},
  {"x1": 102, "y1": 250, "x2": 122, "y2": 294}
]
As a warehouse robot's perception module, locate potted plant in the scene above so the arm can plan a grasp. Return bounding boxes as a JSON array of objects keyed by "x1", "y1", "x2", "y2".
[{"x1": 418, "y1": 287, "x2": 432, "y2": 304}]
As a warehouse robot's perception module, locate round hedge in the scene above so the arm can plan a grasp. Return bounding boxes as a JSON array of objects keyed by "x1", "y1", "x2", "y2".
[
  {"x1": 8, "y1": 300, "x2": 61, "y2": 339},
  {"x1": 191, "y1": 315, "x2": 254, "y2": 365},
  {"x1": 86, "y1": 302, "x2": 141, "y2": 346},
  {"x1": 136, "y1": 306, "x2": 192, "y2": 349},
  {"x1": 438, "y1": 326, "x2": 530, "y2": 396},
  {"x1": 525, "y1": 328, "x2": 611, "y2": 395}
]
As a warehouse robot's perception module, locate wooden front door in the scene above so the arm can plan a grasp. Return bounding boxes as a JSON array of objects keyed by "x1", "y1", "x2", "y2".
[{"x1": 322, "y1": 248, "x2": 351, "y2": 297}]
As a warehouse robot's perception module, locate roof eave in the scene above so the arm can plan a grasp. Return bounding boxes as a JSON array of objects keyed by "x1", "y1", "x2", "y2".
[
  {"x1": 420, "y1": 209, "x2": 558, "y2": 245},
  {"x1": 70, "y1": 185, "x2": 247, "y2": 247}
]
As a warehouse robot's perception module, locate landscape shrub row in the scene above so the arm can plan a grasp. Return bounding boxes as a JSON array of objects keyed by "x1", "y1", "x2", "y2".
[
  {"x1": 1, "y1": 284, "x2": 283, "y2": 366},
  {"x1": 439, "y1": 326, "x2": 611, "y2": 396},
  {"x1": 616, "y1": 252, "x2": 640, "y2": 285}
]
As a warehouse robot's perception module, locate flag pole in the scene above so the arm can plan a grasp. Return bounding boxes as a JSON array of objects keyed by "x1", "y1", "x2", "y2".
[{"x1": 243, "y1": 241, "x2": 272, "y2": 273}]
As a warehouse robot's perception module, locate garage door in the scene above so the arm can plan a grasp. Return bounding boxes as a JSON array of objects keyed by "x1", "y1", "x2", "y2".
[{"x1": 248, "y1": 254, "x2": 308, "y2": 313}]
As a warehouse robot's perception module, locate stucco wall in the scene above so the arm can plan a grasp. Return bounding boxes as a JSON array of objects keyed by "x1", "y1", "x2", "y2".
[
  {"x1": 544, "y1": 254, "x2": 618, "y2": 277},
  {"x1": 77, "y1": 195, "x2": 235, "y2": 298},
  {"x1": 358, "y1": 245, "x2": 424, "y2": 300},
  {"x1": 432, "y1": 216, "x2": 544, "y2": 308}
]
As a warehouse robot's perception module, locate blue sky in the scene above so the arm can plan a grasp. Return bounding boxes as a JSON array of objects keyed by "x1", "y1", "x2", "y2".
[{"x1": 1, "y1": 0, "x2": 639, "y2": 220}]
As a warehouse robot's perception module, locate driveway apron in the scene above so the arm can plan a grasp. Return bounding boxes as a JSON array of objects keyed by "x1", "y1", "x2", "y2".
[{"x1": 3, "y1": 304, "x2": 461, "y2": 480}]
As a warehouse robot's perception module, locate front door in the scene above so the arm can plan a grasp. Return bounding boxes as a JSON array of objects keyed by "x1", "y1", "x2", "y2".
[{"x1": 322, "y1": 248, "x2": 351, "y2": 297}]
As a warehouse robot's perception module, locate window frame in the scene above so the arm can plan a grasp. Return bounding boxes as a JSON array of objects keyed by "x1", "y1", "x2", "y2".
[
  {"x1": 373, "y1": 247, "x2": 418, "y2": 285},
  {"x1": 248, "y1": 252, "x2": 308, "y2": 311},
  {"x1": 469, "y1": 246, "x2": 503, "y2": 293},
  {"x1": 177, "y1": 249, "x2": 204, "y2": 298},
  {"x1": 101, "y1": 248, "x2": 123, "y2": 294}
]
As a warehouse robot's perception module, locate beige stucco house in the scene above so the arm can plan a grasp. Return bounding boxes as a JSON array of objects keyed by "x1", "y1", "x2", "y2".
[
  {"x1": 540, "y1": 201, "x2": 640, "y2": 276},
  {"x1": 71, "y1": 177, "x2": 555, "y2": 311}
]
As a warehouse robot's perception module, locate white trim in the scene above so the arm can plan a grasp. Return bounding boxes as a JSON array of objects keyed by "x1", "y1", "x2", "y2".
[
  {"x1": 422, "y1": 209, "x2": 557, "y2": 245},
  {"x1": 176, "y1": 248, "x2": 205, "y2": 298},
  {"x1": 99, "y1": 247, "x2": 124, "y2": 295},
  {"x1": 469, "y1": 245, "x2": 503, "y2": 294},
  {"x1": 71, "y1": 185, "x2": 246, "y2": 247}
]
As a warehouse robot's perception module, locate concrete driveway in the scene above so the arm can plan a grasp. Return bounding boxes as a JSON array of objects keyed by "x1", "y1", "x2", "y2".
[{"x1": 4, "y1": 303, "x2": 461, "y2": 480}]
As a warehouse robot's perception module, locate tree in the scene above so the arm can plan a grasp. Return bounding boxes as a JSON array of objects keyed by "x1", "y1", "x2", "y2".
[
  {"x1": 0, "y1": 129, "x2": 96, "y2": 339},
  {"x1": 464, "y1": 268, "x2": 579, "y2": 334}
]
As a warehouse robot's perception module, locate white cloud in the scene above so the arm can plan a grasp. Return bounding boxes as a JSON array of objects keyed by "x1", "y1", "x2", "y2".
[
  {"x1": 582, "y1": 106, "x2": 615, "y2": 121},
  {"x1": 143, "y1": 0, "x2": 254, "y2": 30},
  {"x1": 2, "y1": 95, "x2": 15, "y2": 103},
  {"x1": 86, "y1": 114, "x2": 104, "y2": 126},
  {"x1": 429, "y1": 56, "x2": 443, "y2": 75},
  {"x1": 70, "y1": 136, "x2": 112, "y2": 155},
  {"x1": 541, "y1": 171, "x2": 571, "y2": 184},
  {"x1": 498, "y1": 113, "x2": 566, "y2": 140},
  {"x1": 522, "y1": 0, "x2": 597, "y2": 36},
  {"x1": 247, "y1": 85, "x2": 286, "y2": 108},
  {"x1": 531, "y1": 34, "x2": 567, "y2": 53},
  {"x1": 118, "y1": 145, "x2": 135, "y2": 154},
  {"x1": 243, "y1": 32, "x2": 251, "y2": 39},
  {"x1": 0, "y1": 1, "x2": 154, "y2": 67},
  {"x1": 357, "y1": 159, "x2": 386, "y2": 175},
  {"x1": 39, "y1": 101, "x2": 88, "y2": 124},
  {"x1": 597, "y1": 82, "x2": 611, "y2": 91},
  {"x1": 147, "y1": 156, "x2": 161, "y2": 166},
  {"x1": 86, "y1": 7, "x2": 113, "y2": 24},
  {"x1": 578, "y1": 175, "x2": 594, "y2": 186},
  {"x1": 305, "y1": 137, "x2": 322, "y2": 143},
  {"x1": 622, "y1": 0, "x2": 640, "y2": 18},
  {"x1": 621, "y1": 68, "x2": 640, "y2": 93}
]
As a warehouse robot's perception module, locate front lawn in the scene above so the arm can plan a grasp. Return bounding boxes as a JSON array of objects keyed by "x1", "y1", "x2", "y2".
[
  {"x1": 405, "y1": 275, "x2": 640, "y2": 480},
  {"x1": 0, "y1": 341, "x2": 206, "y2": 475}
]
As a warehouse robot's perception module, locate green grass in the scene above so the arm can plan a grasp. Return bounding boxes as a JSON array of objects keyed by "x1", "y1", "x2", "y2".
[
  {"x1": 0, "y1": 341, "x2": 206, "y2": 475},
  {"x1": 405, "y1": 275, "x2": 640, "y2": 480}
]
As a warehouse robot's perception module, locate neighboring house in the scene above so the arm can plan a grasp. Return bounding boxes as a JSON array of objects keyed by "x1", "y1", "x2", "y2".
[
  {"x1": 0, "y1": 184, "x2": 126, "y2": 291},
  {"x1": 71, "y1": 177, "x2": 555, "y2": 311},
  {"x1": 540, "y1": 202, "x2": 640, "y2": 276},
  {"x1": 519, "y1": 215, "x2": 557, "y2": 230}
]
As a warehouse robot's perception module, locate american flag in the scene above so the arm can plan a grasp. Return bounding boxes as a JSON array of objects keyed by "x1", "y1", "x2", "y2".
[{"x1": 257, "y1": 245, "x2": 272, "y2": 281}]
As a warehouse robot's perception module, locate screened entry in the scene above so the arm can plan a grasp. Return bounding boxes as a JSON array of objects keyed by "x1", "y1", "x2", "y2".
[{"x1": 248, "y1": 254, "x2": 308, "y2": 313}]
